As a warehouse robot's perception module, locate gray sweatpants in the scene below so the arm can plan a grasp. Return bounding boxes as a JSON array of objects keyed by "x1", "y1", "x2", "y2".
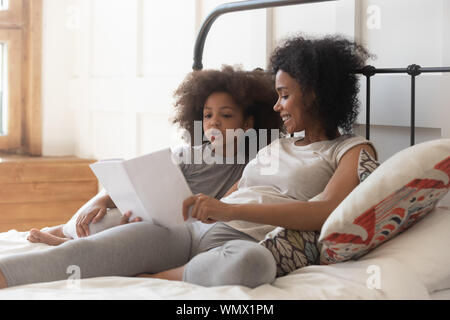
[{"x1": 0, "y1": 221, "x2": 276, "y2": 288}]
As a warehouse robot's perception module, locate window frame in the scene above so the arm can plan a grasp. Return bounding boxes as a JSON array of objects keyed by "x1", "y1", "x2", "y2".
[
  {"x1": 0, "y1": 29, "x2": 22, "y2": 149},
  {"x1": 0, "y1": 0, "x2": 42, "y2": 154},
  {"x1": 0, "y1": 0, "x2": 23, "y2": 26}
]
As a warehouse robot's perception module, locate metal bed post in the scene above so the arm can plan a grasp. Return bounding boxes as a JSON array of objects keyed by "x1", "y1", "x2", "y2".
[
  {"x1": 193, "y1": 0, "x2": 335, "y2": 71},
  {"x1": 406, "y1": 64, "x2": 421, "y2": 146},
  {"x1": 361, "y1": 66, "x2": 376, "y2": 140},
  {"x1": 353, "y1": 66, "x2": 450, "y2": 146}
]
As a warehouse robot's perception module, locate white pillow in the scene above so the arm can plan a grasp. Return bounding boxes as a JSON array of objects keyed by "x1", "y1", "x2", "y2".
[
  {"x1": 360, "y1": 206, "x2": 450, "y2": 293},
  {"x1": 319, "y1": 139, "x2": 450, "y2": 265}
]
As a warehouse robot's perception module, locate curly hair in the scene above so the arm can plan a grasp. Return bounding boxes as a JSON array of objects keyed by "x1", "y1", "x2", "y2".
[
  {"x1": 269, "y1": 34, "x2": 372, "y2": 138},
  {"x1": 172, "y1": 65, "x2": 284, "y2": 146}
]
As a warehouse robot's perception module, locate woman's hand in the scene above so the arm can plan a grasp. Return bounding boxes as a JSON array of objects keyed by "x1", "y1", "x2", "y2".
[{"x1": 182, "y1": 193, "x2": 235, "y2": 223}]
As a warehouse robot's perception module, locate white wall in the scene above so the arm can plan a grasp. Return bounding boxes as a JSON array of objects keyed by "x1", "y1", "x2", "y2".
[
  {"x1": 42, "y1": 0, "x2": 76, "y2": 155},
  {"x1": 42, "y1": 0, "x2": 199, "y2": 159},
  {"x1": 200, "y1": 0, "x2": 267, "y2": 70},
  {"x1": 41, "y1": 0, "x2": 449, "y2": 163},
  {"x1": 42, "y1": 0, "x2": 272, "y2": 159},
  {"x1": 356, "y1": 0, "x2": 450, "y2": 162}
]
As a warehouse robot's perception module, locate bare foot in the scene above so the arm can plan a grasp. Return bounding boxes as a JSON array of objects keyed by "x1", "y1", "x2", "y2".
[
  {"x1": 42, "y1": 225, "x2": 66, "y2": 238},
  {"x1": 27, "y1": 229, "x2": 70, "y2": 246}
]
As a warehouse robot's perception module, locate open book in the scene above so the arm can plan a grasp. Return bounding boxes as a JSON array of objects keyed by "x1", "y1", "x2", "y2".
[{"x1": 89, "y1": 148, "x2": 193, "y2": 228}]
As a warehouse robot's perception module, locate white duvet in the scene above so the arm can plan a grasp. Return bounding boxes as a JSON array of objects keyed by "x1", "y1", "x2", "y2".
[{"x1": 0, "y1": 229, "x2": 431, "y2": 300}]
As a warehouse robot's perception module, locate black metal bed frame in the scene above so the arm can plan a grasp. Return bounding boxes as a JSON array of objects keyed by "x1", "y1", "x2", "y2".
[{"x1": 192, "y1": 0, "x2": 450, "y2": 146}]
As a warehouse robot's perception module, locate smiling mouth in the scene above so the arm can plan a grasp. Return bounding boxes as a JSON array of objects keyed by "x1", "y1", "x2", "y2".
[{"x1": 281, "y1": 114, "x2": 291, "y2": 123}]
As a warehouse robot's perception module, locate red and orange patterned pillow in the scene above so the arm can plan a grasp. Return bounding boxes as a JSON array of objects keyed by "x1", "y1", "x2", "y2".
[{"x1": 319, "y1": 139, "x2": 450, "y2": 265}]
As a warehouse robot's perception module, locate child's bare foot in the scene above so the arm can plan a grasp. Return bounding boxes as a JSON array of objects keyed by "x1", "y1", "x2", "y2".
[
  {"x1": 43, "y1": 225, "x2": 66, "y2": 238},
  {"x1": 27, "y1": 229, "x2": 70, "y2": 246}
]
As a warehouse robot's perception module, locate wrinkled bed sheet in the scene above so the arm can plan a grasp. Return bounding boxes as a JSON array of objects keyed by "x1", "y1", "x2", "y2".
[{"x1": 0, "y1": 229, "x2": 430, "y2": 300}]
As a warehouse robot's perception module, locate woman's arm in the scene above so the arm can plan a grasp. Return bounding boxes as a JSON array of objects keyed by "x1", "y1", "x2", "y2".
[
  {"x1": 231, "y1": 144, "x2": 376, "y2": 230},
  {"x1": 221, "y1": 180, "x2": 239, "y2": 198},
  {"x1": 184, "y1": 144, "x2": 376, "y2": 231}
]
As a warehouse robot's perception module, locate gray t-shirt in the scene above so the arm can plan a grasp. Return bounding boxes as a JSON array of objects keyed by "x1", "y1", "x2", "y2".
[{"x1": 172, "y1": 143, "x2": 247, "y2": 199}]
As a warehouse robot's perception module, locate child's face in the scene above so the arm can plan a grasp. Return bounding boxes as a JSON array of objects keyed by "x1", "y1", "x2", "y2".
[{"x1": 203, "y1": 92, "x2": 252, "y2": 152}]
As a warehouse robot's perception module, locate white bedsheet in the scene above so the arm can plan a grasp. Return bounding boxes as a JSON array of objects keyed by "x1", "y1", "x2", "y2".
[
  {"x1": 430, "y1": 289, "x2": 450, "y2": 300},
  {"x1": 0, "y1": 229, "x2": 431, "y2": 300}
]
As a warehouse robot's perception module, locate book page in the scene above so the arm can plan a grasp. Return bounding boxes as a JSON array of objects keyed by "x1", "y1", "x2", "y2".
[
  {"x1": 89, "y1": 160, "x2": 150, "y2": 223},
  {"x1": 90, "y1": 148, "x2": 193, "y2": 227},
  {"x1": 123, "y1": 148, "x2": 193, "y2": 227}
]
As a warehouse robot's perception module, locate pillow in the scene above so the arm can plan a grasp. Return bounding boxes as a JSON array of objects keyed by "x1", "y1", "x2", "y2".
[
  {"x1": 260, "y1": 228, "x2": 321, "y2": 277},
  {"x1": 360, "y1": 206, "x2": 450, "y2": 293},
  {"x1": 260, "y1": 148, "x2": 380, "y2": 276},
  {"x1": 319, "y1": 139, "x2": 450, "y2": 265}
]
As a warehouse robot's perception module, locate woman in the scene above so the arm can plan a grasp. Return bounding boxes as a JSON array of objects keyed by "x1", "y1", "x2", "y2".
[
  {"x1": 0, "y1": 35, "x2": 376, "y2": 289},
  {"x1": 178, "y1": 35, "x2": 377, "y2": 286}
]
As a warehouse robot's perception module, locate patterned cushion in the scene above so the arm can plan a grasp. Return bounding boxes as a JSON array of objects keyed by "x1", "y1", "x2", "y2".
[
  {"x1": 319, "y1": 139, "x2": 450, "y2": 265},
  {"x1": 358, "y1": 149, "x2": 379, "y2": 182},
  {"x1": 260, "y1": 228, "x2": 321, "y2": 277},
  {"x1": 260, "y1": 148, "x2": 379, "y2": 277}
]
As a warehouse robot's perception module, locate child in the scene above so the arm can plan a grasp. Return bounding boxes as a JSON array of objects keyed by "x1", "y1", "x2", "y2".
[{"x1": 27, "y1": 65, "x2": 284, "y2": 246}]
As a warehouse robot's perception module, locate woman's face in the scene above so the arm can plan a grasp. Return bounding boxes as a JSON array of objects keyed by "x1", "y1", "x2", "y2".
[
  {"x1": 274, "y1": 70, "x2": 313, "y2": 134},
  {"x1": 203, "y1": 92, "x2": 253, "y2": 151}
]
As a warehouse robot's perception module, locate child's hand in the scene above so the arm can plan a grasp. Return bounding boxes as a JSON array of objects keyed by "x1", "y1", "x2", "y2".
[
  {"x1": 75, "y1": 204, "x2": 107, "y2": 238},
  {"x1": 120, "y1": 211, "x2": 142, "y2": 225}
]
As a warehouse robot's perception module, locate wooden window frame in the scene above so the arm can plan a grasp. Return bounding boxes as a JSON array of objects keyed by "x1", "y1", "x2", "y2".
[
  {"x1": 0, "y1": 0, "x2": 42, "y2": 155},
  {"x1": 0, "y1": 29, "x2": 22, "y2": 149},
  {"x1": 0, "y1": 0, "x2": 23, "y2": 26}
]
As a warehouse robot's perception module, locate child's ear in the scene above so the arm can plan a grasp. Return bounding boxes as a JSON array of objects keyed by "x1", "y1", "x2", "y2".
[{"x1": 244, "y1": 116, "x2": 255, "y2": 131}]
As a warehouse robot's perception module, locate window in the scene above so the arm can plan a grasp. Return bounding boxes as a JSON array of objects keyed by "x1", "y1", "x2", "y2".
[
  {"x1": 0, "y1": 0, "x2": 21, "y2": 24},
  {"x1": 0, "y1": 0, "x2": 8, "y2": 10},
  {"x1": 0, "y1": 0, "x2": 42, "y2": 154},
  {"x1": 0, "y1": 29, "x2": 21, "y2": 149},
  {"x1": 0, "y1": 0, "x2": 9, "y2": 10},
  {"x1": 0, "y1": 43, "x2": 6, "y2": 135}
]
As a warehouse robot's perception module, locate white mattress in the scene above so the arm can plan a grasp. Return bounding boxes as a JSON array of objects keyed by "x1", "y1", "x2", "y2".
[
  {"x1": 0, "y1": 229, "x2": 431, "y2": 300},
  {"x1": 430, "y1": 289, "x2": 450, "y2": 300}
]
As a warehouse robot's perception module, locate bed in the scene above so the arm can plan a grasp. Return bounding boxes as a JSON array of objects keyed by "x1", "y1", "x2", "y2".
[
  {"x1": 0, "y1": 223, "x2": 439, "y2": 300},
  {"x1": 0, "y1": 205, "x2": 449, "y2": 300},
  {"x1": 0, "y1": 0, "x2": 449, "y2": 300}
]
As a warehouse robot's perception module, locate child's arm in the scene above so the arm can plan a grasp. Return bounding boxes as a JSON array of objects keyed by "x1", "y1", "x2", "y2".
[
  {"x1": 74, "y1": 190, "x2": 116, "y2": 237},
  {"x1": 95, "y1": 193, "x2": 117, "y2": 210}
]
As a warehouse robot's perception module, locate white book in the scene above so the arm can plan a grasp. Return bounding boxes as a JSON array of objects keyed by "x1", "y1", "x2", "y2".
[{"x1": 89, "y1": 148, "x2": 193, "y2": 228}]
